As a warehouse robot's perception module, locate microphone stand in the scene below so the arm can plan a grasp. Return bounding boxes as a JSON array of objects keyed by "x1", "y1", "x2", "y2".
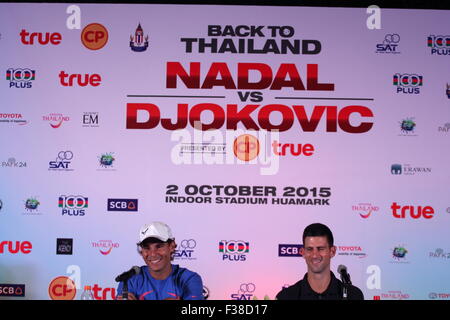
[
  {"x1": 122, "y1": 280, "x2": 129, "y2": 300},
  {"x1": 340, "y1": 272, "x2": 351, "y2": 300}
]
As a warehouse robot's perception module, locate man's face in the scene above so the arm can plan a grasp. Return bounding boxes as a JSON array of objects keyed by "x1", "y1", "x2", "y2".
[
  {"x1": 140, "y1": 241, "x2": 176, "y2": 277},
  {"x1": 300, "y1": 236, "x2": 336, "y2": 275}
]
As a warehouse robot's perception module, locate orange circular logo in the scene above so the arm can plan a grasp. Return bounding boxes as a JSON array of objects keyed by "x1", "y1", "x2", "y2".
[
  {"x1": 81, "y1": 23, "x2": 108, "y2": 50},
  {"x1": 233, "y1": 134, "x2": 260, "y2": 161},
  {"x1": 48, "y1": 276, "x2": 76, "y2": 300}
]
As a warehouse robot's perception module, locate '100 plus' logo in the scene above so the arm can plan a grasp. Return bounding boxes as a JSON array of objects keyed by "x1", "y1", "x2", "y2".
[
  {"x1": 427, "y1": 35, "x2": 450, "y2": 55},
  {"x1": 6, "y1": 68, "x2": 35, "y2": 88},
  {"x1": 58, "y1": 195, "x2": 88, "y2": 216},
  {"x1": 393, "y1": 73, "x2": 423, "y2": 94},
  {"x1": 219, "y1": 240, "x2": 249, "y2": 261}
]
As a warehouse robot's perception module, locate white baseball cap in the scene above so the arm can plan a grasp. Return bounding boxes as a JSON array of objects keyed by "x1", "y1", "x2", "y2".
[{"x1": 138, "y1": 221, "x2": 174, "y2": 244}]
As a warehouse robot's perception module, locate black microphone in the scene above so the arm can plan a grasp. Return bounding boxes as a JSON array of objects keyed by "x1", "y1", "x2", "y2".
[
  {"x1": 115, "y1": 266, "x2": 140, "y2": 282},
  {"x1": 337, "y1": 265, "x2": 352, "y2": 285}
]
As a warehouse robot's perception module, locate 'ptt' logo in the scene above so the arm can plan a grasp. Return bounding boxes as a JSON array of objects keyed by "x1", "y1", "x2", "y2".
[
  {"x1": 6, "y1": 68, "x2": 35, "y2": 88},
  {"x1": 393, "y1": 73, "x2": 423, "y2": 94},
  {"x1": 427, "y1": 35, "x2": 450, "y2": 55},
  {"x1": 219, "y1": 240, "x2": 249, "y2": 262},
  {"x1": 81, "y1": 23, "x2": 108, "y2": 50},
  {"x1": 231, "y1": 283, "x2": 255, "y2": 300}
]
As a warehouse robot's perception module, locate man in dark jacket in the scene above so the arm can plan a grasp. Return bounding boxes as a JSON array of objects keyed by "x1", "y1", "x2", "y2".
[{"x1": 276, "y1": 223, "x2": 364, "y2": 300}]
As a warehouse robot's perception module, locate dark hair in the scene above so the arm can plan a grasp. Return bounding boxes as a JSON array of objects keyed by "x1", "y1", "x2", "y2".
[
  {"x1": 302, "y1": 223, "x2": 334, "y2": 247},
  {"x1": 137, "y1": 237, "x2": 174, "y2": 248}
]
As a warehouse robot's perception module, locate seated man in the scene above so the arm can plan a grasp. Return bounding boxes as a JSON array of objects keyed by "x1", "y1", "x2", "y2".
[
  {"x1": 117, "y1": 221, "x2": 203, "y2": 300},
  {"x1": 276, "y1": 223, "x2": 364, "y2": 300}
]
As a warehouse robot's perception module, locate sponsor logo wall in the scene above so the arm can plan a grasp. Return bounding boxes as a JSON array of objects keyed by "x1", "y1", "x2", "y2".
[{"x1": 0, "y1": 3, "x2": 449, "y2": 300}]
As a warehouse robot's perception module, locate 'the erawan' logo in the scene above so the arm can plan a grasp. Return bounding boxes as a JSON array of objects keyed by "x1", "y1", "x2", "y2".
[{"x1": 130, "y1": 23, "x2": 149, "y2": 52}]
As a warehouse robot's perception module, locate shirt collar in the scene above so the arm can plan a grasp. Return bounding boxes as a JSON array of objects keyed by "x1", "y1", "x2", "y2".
[{"x1": 301, "y1": 271, "x2": 340, "y2": 297}]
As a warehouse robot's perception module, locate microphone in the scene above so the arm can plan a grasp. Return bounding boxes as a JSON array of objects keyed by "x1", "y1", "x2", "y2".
[
  {"x1": 337, "y1": 265, "x2": 352, "y2": 285},
  {"x1": 115, "y1": 266, "x2": 140, "y2": 282}
]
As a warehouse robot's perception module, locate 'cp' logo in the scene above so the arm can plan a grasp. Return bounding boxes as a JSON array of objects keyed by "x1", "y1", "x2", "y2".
[
  {"x1": 48, "y1": 276, "x2": 76, "y2": 300},
  {"x1": 81, "y1": 23, "x2": 108, "y2": 50},
  {"x1": 233, "y1": 134, "x2": 260, "y2": 162},
  {"x1": 180, "y1": 239, "x2": 196, "y2": 249}
]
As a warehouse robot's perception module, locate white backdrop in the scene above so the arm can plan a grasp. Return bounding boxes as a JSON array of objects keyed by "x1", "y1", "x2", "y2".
[{"x1": 0, "y1": 3, "x2": 449, "y2": 300}]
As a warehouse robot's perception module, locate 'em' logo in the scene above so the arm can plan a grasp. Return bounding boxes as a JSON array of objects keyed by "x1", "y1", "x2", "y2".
[
  {"x1": 48, "y1": 276, "x2": 76, "y2": 300},
  {"x1": 81, "y1": 23, "x2": 108, "y2": 50}
]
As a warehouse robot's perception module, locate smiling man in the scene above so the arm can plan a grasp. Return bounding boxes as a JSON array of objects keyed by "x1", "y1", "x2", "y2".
[
  {"x1": 276, "y1": 223, "x2": 364, "y2": 300},
  {"x1": 116, "y1": 221, "x2": 204, "y2": 300}
]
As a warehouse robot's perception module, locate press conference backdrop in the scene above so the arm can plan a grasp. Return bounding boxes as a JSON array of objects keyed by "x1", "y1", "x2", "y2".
[{"x1": 0, "y1": 2, "x2": 449, "y2": 300}]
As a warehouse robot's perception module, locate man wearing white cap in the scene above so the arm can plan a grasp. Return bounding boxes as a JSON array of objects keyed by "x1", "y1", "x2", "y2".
[{"x1": 116, "y1": 221, "x2": 204, "y2": 300}]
